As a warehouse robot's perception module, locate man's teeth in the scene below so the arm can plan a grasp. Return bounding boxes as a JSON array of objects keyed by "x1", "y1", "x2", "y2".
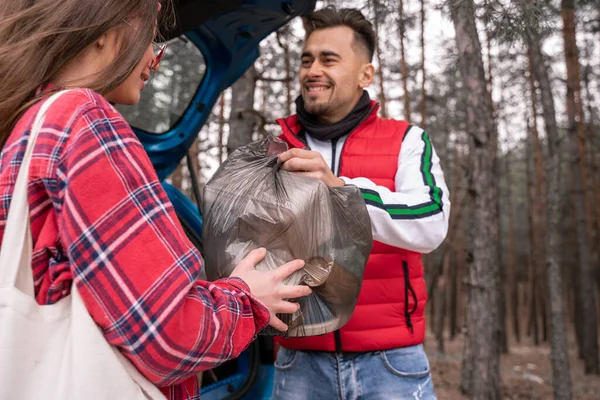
[{"x1": 308, "y1": 86, "x2": 328, "y2": 92}]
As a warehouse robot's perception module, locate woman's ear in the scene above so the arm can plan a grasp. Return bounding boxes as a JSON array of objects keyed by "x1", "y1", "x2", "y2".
[
  {"x1": 359, "y1": 63, "x2": 375, "y2": 89},
  {"x1": 96, "y1": 34, "x2": 107, "y2": 50}
]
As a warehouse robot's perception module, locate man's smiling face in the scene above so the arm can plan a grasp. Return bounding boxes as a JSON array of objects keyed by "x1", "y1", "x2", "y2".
[{"x1": 299, "y1": 25, "x2": 372, "y2": 123}]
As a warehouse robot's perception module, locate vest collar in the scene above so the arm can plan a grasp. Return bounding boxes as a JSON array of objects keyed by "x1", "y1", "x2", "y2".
[{"x1": 276, "y1": 100, "x2": 380, "y2": 144}]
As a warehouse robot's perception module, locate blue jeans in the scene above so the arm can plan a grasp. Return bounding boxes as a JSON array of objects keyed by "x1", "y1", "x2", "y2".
[{"x1": 271, "y1": 344, "x2": 436, "y2": 400}]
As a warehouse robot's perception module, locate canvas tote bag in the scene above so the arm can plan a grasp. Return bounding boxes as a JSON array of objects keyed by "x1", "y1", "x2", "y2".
[{"x1": 0, "y1": 91, "x2": 166, "y2": 400}]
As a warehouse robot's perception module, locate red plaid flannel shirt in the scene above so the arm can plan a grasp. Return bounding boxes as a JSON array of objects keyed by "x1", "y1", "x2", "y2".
[{"x1": 0, "y1": 89, "x2": 270, "y2": 400}]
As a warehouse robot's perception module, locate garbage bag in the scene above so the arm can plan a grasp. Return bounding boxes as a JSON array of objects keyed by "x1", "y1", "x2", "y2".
[{"x1": 201, "y1": 136, "x2": 373, "y2": 337}]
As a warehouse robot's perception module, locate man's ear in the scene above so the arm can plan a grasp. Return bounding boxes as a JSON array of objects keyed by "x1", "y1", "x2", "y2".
[{"x1": 359, "y1": 63, "x2": 375, "y2": 89}]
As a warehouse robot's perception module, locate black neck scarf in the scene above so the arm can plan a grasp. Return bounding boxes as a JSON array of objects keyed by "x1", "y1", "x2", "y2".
[{"x1": 295, "y1": 90, "x2": 373, "y2": 141}]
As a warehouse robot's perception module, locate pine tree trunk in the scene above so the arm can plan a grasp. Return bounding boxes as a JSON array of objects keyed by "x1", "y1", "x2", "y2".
[
  {"x1": 227, "y1": 65, "x2": 258, "y2": 155},
  {"x1": 526, "y1": 51, "x2": 550, "y2": 345},
  {"x1": 284, "y1": 34, "x2": 292, "y2": 117},
  {"x1": 454, "y1": 231, "x2": 466, "y2": 340},
  {"x1": 276, "y1": 29, "x2": 293, "y2": 116},
  {"x1": 523, "y1": 0, "x2": 574, "y2": 394},
  {"x1": 188, "y1": 138, "x2": 201, "y2": 201},
  {"x1": 496, "y1": 155, "x2": 507, "y2": 352},
  {"x1": 503, "y1": 151, "x2": 519, "y2": 343},
  {"x1": 583, "y1": 19, "x2": 600, "y2": 321},
  {"x1": 171, "y1": 162, "x2": 184, "y2": 190},
  {"x1": 581, "y1": 47, "x2": 600, "y2": 258},
  {"x1": 372, "y1": 0, "x2": 387, "y2": 118},
  {"x1": 419, "y1": 0, "x2": 426, "y2": 126},
  {"x1": 561, "y1": 0, "x2": 599, "y2": 374},
  {"x1": 450, "y1": 245, "x2": 460, "y2": 340},
  {"x1": 570, "y1": 188, "x2": 585, "y2": 360},
  {"x1": 218, "y1": 92, "x2": 226, "y2": 164},
  {"x1": 449, "y1": 147, "x2": 463, "y2": 340},
  {"x1": 435, "y1": 251, "x2": 451, "y2": 354},
  {"x1": 397, "y1": 0, "x2": 410, "y2": 122},
  {"x1": 485, "y1": 24, "x2": 507, "y2": 355},
  {"x1": 525, "y1": 130, "x2": 540, "y2": 345},
  {"x1": 426, "y1": 185, "x2": 465, "y2": 296},
  {"x1": 528, "y1": 51, "x2": 549, "y2": 344},
  {"x1": 450, "y1": 1, "x2": 500, "y2": 397}
]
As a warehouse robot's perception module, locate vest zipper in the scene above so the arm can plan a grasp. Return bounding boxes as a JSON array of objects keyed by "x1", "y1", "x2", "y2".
[
  {"x1": 331, "y1": 138, "x2": 338, "y2": 175},
  {"x1": 331, "y1": 137, "x2": 339, "y2": 352},
  {"x1": 331, "y1": 105, "x2": 377, "y2": 352},
  {"x1": 403, "y1": 261, "x2": 418, "y2": 334}
]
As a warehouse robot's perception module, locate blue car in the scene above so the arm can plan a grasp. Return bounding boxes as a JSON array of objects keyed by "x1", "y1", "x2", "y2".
[{"x1": 116, "y1": 1, "x2": 316, "y2": 399}]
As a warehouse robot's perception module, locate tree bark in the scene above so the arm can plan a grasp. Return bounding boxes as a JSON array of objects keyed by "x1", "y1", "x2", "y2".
[
  {"x1": 419, "y1": 0, "x2": 426, "y2": 126},
  {"x1": 581, "y1": 45, "x2": 600, "y2": 258},
  {"x1": 397, "y1": 0, "x2": 411, "y2": 122},
  {"x1": 527, "y1": 50, "x2": 551, "y2": 345},
  {"x1": 188, "y1": 138, "x2": 201, "y2": 201},
  {"x1": 450, "y1": 244, "x2": 460, "y2": 340},
  {"x1": 435, "y1": 251, "x2": 451, "y2": 354},
  {"x1": 171, "y1": 162, "x2": 184, "y2": 190},
  {"x1": 561, "y1": 0, "x2": 599, "y2": 375},
  {"x1": 227, "y1": 65, "x2": 258, "y2": 155},
  {"x1": 372, "y1": 0, "x2": 388, "y2": 118},
  {"x1": 276, "y1": 29, "x2": 293, "y2": 116},
  {"x1": 453, "y1": 230, "x2": 466, "y2": 340},
  {"x1": 503, "y1": 150, "x2": 519, "y2": 343},
  {"x1": 570, "y1": 186, "x2": 585, "y2": 360},
  {"x1": 450, "y1": 147, "x2": 463, "y2": 340},
  {"x1": 487, "y1": 37, "x2": 507, "y2": 355},
  {"x1": 449, "y1": 1, "x2": 501, "y2": 398},
  {"x1": 426, "y1": 183, "x2": 465, "y2": 296},
  {"x1": 218, "y1": 92, "x2": 226, "y2": 164},
  {"x1": 528, "y1": 48, "x2": 549, "y2": 342},
  {"x1": 525, "y1": 121, "x2": 540, "y2": 345},
  {"x1": 523, "y1": 1, "x2": 574, "y2": 396}
]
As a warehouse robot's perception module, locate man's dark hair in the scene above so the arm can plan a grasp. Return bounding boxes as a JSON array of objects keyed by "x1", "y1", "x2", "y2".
[{"x1": 303, "y1": 7, "x2": 376, "y2": 62}]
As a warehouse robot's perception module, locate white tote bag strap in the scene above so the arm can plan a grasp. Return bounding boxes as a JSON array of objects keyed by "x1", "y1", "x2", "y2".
[{"x1": 0, "y1": 91, "x2": 69, "y2": 296}]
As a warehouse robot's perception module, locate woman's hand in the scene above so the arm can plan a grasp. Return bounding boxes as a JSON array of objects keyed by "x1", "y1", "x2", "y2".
[{"x1": 230, "y1": 248, "x2": 312, "y2": 332}]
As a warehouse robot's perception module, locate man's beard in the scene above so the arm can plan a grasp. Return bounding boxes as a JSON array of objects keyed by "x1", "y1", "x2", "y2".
[
  {"x1": 303, "y1": 93, "x2": 347, "y2": 118},
  {"x1": 303, "y1": 99, "x2": 334, "y2": 116},
  {"x1": 301, "y1": 79, "x2": 339, "y2": 117}
]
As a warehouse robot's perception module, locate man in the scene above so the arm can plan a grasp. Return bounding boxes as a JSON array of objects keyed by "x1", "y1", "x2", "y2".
[{"x1": 271, "y1": 7, "x2": 450, "y2": 400}]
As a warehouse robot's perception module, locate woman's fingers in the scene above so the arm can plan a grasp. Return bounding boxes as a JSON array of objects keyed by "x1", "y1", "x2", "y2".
[
  {"x1": 240, "y1": 247, "x2": 267, "y2": 267},
  {"x1": 272, "y1": 259, "x2": 305, "y2": 281},
  {"x1": 273, "y1": 300, "x2": 301, "y2": 315},
  {"x1": 229, "y1": 248, "x2": 266, "y2": 278},
  {"x1": 279, "y1": 284, "x2": 312, "y2": 300},
  {"x1": 269, "y1": 315, "x2": 288, "y2": 332}
]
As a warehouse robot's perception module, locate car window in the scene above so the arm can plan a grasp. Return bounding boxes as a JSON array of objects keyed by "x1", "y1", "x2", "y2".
[{"x1": 116, "y1": 36, "x2": 206, "y2": 134}]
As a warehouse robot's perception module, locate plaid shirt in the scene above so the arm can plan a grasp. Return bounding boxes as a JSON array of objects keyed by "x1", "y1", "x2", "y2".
[{"x1": 0, "y1": 88, "x2": 269, "y2": 400}]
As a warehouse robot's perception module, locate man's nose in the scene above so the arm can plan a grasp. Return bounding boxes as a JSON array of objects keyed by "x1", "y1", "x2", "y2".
[{"x1": 307, "y1": 61, "x2": 323, "y2": 77}]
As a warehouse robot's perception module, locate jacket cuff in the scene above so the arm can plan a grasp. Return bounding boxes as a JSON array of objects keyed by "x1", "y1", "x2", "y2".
[{"x1": 221, "y1": 277, "x2": 270, "y2": 331}]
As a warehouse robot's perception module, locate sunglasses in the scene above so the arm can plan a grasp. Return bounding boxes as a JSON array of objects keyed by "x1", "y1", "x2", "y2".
[{"x1": 150, "y1": 42, "x2": 167, "y2": 70}]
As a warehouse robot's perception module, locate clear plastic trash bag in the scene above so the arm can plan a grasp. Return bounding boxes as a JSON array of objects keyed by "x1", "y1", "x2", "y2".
[{"x1": 202, "y1": 136, "x2": 372, "y2": 337}]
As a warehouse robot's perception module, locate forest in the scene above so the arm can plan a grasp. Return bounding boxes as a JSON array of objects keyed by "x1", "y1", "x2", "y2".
[{"x1": 116, "y1": 0, "x2": 600, "y2": 398}]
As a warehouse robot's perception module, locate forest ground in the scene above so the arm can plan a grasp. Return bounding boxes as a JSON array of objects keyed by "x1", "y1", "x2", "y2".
[{"x1": 425, "y1": 329, "x2": 600, "y2": 399}]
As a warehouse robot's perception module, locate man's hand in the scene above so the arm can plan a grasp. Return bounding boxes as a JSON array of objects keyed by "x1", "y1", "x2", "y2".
[{"x1": 278, "y1": 148, "x2": 345, "y2": 187}]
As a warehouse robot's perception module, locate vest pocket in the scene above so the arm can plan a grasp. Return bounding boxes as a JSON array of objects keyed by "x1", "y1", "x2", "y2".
[{"x1": 403, "y1": 261, "x2": 418, "y2": 333}]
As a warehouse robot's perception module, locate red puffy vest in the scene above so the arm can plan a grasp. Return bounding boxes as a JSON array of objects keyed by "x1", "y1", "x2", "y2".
[{"x1": 273, "y1": 104, "x2": 428, "y2": 352}]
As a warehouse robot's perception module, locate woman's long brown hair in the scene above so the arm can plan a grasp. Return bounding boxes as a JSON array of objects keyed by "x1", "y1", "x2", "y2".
[{"x1": 0, "y1": 0, "x2": 173, "y2": 149}]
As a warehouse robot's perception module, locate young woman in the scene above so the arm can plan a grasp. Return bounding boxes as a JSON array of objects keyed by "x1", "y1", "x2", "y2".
[{"x1": 0, "y1": 1, "x2": 310, "y2": 399}]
